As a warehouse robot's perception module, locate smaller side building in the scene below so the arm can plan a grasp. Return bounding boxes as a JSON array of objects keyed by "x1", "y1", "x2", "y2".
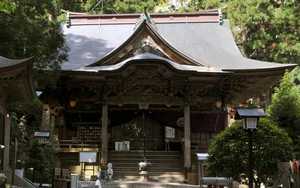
[{"x1": 0, "y1": 56, "x2": 34, "y2": 184}]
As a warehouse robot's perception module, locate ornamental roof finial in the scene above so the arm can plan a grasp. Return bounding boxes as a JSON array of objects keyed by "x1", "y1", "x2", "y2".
[
  {"x1": 143, "y1": 7, "x2": 151, "y2": 23},
  {"x1": 134, "y1": 7, "x2": 156, "y2": 30}
]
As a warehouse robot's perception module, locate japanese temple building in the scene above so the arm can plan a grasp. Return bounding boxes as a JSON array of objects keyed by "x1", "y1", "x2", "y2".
[
  {"x1": 0, "y1": 56, "x2": 34, "y2": 183},
  {"x1": 38, "y1": 10, "x2": 296, "y2": 183}
]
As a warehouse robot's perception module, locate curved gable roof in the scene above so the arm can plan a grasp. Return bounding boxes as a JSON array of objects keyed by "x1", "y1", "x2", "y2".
[
  {"x1": 86, "y1": 17, "x2": 205, "y2": 67},
  {"x1": 0, "y1": 56, "x2": 35, "y2": 103},
  {"x1": 0, "y1": 56, "x2": 31, "y2": 70},
  {"x1": 78, "y1": 52, "x2": 225, "y2": 74},
  {"x1": 61, "y1": 11, "x2": 296, "y2": 72}
]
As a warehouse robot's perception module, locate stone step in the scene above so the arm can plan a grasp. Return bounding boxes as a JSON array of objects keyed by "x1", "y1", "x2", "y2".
[
  {"x1": 113, "y1": 171, "x2": 184, "y2": 177},
  {"x1": 98, "y1": 181, "x2": 199, "y2": 187},
  {"x1": 109, "y1": 151, "x2": 181, "y2": 155},
  {"x1": 109, "y1": 153, "x2": 182, "y2": 160},
  {"x1": 109, "y1": 154, "x2": 181, "y2": 159},
  {"x1": 108, "y1": 150, "x2": 183, "y2": 181},
  {"x1": 112, "y1": 162, "x2": 183, "y2": 167},
  {"x1": 113, "y1": 166, "x2": 183, "y2": 171},
  {"x1": 110, "y1": 160, "x2": 183, "y2": 167},
  {"x1": 112, "y1": 173, "x2": 185, "y2": 183},
  {"x1": 109, "y1": 156, "x2": 182, "y2": 161},
  {"x1": 111, "y1": 162, "x2": 182, "y2": 168}
]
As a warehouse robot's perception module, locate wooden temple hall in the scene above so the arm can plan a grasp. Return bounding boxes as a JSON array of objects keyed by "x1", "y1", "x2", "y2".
[
  {"x1": 38, "y1": 10, "x2": 295, "y2": 182},
  {"x1": 0, "y1": 56, "x2": 34, "y2": 182}
]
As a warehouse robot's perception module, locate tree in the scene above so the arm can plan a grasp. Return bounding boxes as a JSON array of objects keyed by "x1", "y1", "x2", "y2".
[
  {"x1": 268, "y1": 71, "x2": 300, "y2": 157},
  {"x1": 59, "y1": 0, "x2": 86, "y2": 12},
  {"x1": 227, "y1": 0, "x2": 300, "y2": 65},
  {"x1": 188, "y1": 0, "x2": 223, "y2": 10},
  {"x1": 207, "y1": 118, "x2": 293, "y2": 185},
  {"x1": 0, "y1": 0, "x2": 67, "y2": 70},
  {"x1": 59, "y1": 0, "x2": 161, "y2": 13},
  {"x1": 25, "y1": 140, "x2": 56, "y2": 184}
]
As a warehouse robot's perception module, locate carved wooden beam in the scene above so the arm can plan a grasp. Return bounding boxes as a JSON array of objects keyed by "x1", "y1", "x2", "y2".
[{"x1": 105, "y1": 96, "x2": 185, "y2": 106}]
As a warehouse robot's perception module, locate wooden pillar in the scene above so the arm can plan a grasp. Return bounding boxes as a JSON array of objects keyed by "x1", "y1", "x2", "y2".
[
  {"x1": 12, "y1": 137, "x2": 18, "y2": 185},
  {"x1": 49, "y1": 112, "x2": 56, "y2": 132},
  {"x1": 41, "y1": 104, "x2": 50, "y2": 130},
  {"x1": 59, "y1": 111, "x2": 66, "y2": 140},
  {"x1": 4, "y1": 113, "x2": 11, "y2": 180},
  {"x1": 184, "y1": 104, "x2": 191, "y2": 169},
  {"x1": 101, "y1": 104, "x2": 108, "y2": 163}
]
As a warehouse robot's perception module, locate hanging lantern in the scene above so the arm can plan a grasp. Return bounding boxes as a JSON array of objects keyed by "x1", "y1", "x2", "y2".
[{"x1": 69, "y1": 99, "x2": 77, "y2": 108}]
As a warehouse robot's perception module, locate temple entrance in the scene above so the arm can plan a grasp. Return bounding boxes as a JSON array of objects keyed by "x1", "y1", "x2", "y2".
[
  {"x1": 110, "y1": 110, "x2": 183, "y2": 152},
  {"x1": 107, "y1": 109, "x2": 185, "y2": 181}
]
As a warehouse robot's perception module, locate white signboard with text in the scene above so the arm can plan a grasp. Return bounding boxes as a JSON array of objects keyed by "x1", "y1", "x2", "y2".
[
  {"x1": 79, "y1": 152, "x2": 97, "y2": 163},
  {"x1": 165, "y1": 126, "x2": 175, "y2": 139}
]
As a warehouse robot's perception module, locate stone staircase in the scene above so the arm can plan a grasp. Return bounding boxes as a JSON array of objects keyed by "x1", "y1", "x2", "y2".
[{"x1": 108, "y1": 151, "x2": 184, "y2": 183}]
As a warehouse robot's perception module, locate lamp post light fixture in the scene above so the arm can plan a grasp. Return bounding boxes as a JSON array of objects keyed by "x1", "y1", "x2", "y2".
[
  {"x1": 236, "y1": 107, "x2": 265, "y2": 188},
  {"x1": 28, "y1": 167, "x2": 35, "y2": 183}
]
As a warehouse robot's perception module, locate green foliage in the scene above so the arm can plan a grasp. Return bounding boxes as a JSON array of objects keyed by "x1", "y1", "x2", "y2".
[
  {"x1": 25, "y1": 140, "x2": 56, "y2": 183},
  {"x1": 60, "y1": 0, "x2": 160, "y2": 13},
  {"x1": 268, "y1": 71, "x2": 300, "y2": 157},
  {"x1": 0, "y1": 0, "x2": 16, "y2": 14},
  {"x1": 268, "y1": 72, "x2": 300, "y2": 129},
  {"x1": 111, "y1": 0, "x2": 159, "y2": 13},
  {"x1": 294, "y1": 67, "x2": 300, "y2": 85},
  {"x1": 0, "y1": 0, "x2": 67, "y2": 70},
  {"x1": 207, "y1": 118, "x2": 293, "y2": 184},
  {"x1": 59, "y1": 0, "x2": 85, "y2": 12},
  {"x1": 188, "y1": 0, "x2": 222, "y2": 10},
  {"x1": 227, "y1": 0, "x2": 300, "y2": 65}
]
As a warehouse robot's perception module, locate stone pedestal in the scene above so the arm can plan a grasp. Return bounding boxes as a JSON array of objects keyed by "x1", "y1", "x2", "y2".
[
  {"x1": 139, "y1": 171, "x2": 149, "y2": 182},
  {"x1": 139, "y1": 161, "x2": 150, "y2": 182},
  {"x1": 71, "y1": 174, "x2": 79, "y2": 188}
]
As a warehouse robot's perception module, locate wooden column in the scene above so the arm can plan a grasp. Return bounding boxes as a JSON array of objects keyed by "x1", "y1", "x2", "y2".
[
  {"x1": 49, "y1": 113, "x2": 56, "y2": 132},
  {"x1": 101, "y1": 104, "x2": 108, "y2": 163},
  {"x1": 184, "y1": 104, "x2": 191, "y2": 169},
  {"x1": 41, "y1": 104, "x2": 50, "y2": 130},
  {"x1": 4, "y1": 113, "x2": 11, "y2": 180}
]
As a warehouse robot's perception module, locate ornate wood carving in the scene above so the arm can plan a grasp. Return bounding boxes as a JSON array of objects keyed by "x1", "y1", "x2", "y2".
[{"x1": 104, "y1": 64, "x2": 188, "y2": 105}]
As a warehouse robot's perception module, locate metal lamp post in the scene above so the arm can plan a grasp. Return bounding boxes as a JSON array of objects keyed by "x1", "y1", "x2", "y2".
[
  {"x1": 236, "y1": 108, "x2": 265, "y2": 188},
  {"x1": 138, "y1": 104, "x2": 150, "y2": 181}
]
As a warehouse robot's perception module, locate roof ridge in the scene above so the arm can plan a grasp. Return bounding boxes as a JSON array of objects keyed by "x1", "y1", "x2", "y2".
[
  {"x1": 69, "y1": 9, "x2": 220, "y2": 18},
  {"x1": 67, "y1": 10, "x2": 220, "y2": 26},
  {"x1": 68, "y1": 11, "x2": 220, "y2": 26}
]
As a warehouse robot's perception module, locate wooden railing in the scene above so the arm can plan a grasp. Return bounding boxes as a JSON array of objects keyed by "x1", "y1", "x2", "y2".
[{"x1": 59, "y1": 139, "x2": 100, "y2": 150}]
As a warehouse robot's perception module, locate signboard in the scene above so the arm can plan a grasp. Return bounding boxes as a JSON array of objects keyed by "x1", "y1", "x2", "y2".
[
  {"x1": 34, "y1": 131, "x2": 50, "y2": 137},
  {"x1": 79, "y1": 152, "x2": 97, "y2": 163},
  {"x1": 115, "y1": 141, "x2": 130, "y2": 151},
  {"x1": 197, "y1": 153, "x2": 209, "y2": 161},
  {"x1": 34, "y1": 131, "x2": 50, "y2": 144},
  {"x1": 165, "y1": 126, "x2": 175, "y2": 139}
]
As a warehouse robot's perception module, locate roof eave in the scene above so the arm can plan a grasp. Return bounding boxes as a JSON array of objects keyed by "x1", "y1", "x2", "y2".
[
  {"x1": 223, "y1": 64, "x2": 297, "y2": 73},
  {"x1": 0, "y1": 57, "x2": 33, "y2": 71}
]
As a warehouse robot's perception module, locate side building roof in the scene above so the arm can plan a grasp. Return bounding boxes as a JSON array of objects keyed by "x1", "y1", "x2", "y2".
[{"x1": 0, "y1": 56, "x2": 35, "y2": 104}]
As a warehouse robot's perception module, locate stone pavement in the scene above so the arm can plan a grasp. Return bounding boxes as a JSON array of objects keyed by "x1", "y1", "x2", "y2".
[{"x1": 101, "y1": 181, "x2": 200, "y2": 188}]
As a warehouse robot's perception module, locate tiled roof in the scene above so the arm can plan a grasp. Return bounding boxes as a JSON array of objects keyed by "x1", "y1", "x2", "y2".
[
  {"x1": 61, "y1": 11, "x2": 296, "y2": 72},
  {"x1": 0, "y1": 56, "x2": 31, "y2": 69}
]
